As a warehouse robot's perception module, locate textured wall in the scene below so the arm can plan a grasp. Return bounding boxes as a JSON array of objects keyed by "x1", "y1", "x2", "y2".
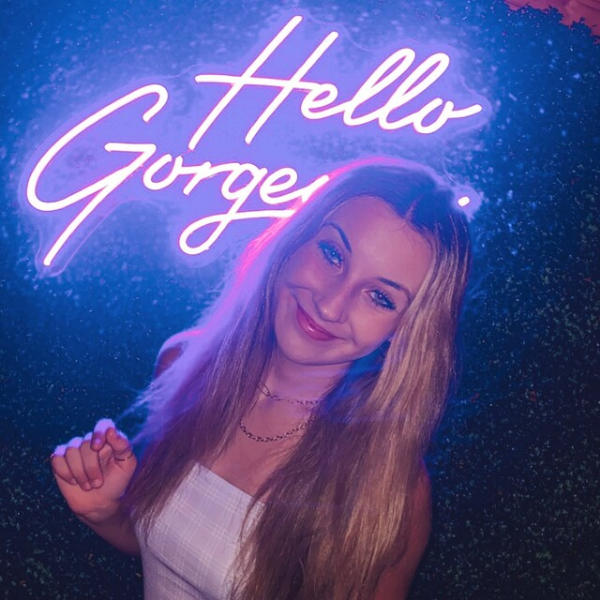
[{"x1": 1, "y1": 1, "x2": 598, "y2": 598}]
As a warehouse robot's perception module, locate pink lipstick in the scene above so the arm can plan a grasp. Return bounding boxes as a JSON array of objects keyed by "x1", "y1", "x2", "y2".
[{"x1": 296, "y1": 304, "x2": 337, "y2": 341}]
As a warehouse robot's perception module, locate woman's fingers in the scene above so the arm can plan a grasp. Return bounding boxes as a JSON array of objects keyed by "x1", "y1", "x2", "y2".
[
  {"x1": 80, "y1": 432, "x2": 104, "y2": 488},
  {"x1": 63, "y1": 436, "x2": 93, "y2": 491},
  {"x1": 105, "y1": 427, "x2": 135, "y2": 463},
  {"x1": 51, "y1": 422, "x2": 137, "y2": 523},
  {"x1": 50, "y1": 444, "x2": 77, "y2": 485},
  {"x1": 51, "y1": 422, "x2": 136, "y2": 496},
  {"x1": 91, "y1": 418, "x2": 116, "y2": 451}
]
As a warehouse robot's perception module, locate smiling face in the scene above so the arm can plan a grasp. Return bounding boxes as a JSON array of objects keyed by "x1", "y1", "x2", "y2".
[{"x1": 272, "y1": 196, "x2": 434, "y2": 372}]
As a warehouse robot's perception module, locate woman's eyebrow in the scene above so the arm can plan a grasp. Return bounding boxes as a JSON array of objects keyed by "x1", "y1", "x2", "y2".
[
  {"x1": 323, "y1": 221, "x2": 413, "y2": 302},
  {"x1": 377, "y1": 277, "x2": 413, "y2": 303},
  {"x1": 323, "y1": 221, "x2": 352, "y2": 253}
]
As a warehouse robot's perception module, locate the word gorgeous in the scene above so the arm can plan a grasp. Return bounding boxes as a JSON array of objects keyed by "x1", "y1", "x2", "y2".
[{"x1": 25, "y1": 14, "x2": 484, "y2": 273}]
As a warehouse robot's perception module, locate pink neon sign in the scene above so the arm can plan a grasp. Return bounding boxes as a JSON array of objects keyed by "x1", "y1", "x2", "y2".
[{"x1": 22, "y1": 14, "x2": 486, "y2": 275}]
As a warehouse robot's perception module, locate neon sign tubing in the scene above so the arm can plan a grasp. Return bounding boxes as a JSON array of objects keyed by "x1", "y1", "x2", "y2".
[
  {"x1": 25, "y1": 15, "x2": 484, "y2": 271},
  {"x1": 190, "y1": 16, "x2": 483, "y2": 147},
  {"x1": 26, "y1": 86, "x2": 168, "y2": 266}
]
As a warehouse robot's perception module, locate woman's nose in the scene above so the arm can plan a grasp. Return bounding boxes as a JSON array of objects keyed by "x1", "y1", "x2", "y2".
[{"x1": 313, "y1": 282, "x2": 350, "y2": 324}]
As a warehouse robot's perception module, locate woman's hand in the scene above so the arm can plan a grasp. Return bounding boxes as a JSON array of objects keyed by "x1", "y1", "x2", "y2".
[{"x1": 50, "y1": 418, "x2": 137, "y2": 524}]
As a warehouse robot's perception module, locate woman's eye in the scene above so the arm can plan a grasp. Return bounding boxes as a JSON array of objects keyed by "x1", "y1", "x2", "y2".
[
  {"x1": 317, "y1": 240, "x2": 343, "y2": 268},
  {"x1": 369, "y1": 290, "x2": 396, "y2": 311}
]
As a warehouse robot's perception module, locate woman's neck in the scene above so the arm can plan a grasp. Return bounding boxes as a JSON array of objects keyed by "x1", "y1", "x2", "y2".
[{"x1": 264, "y1": 350, "x2": 348, "y2": 404}]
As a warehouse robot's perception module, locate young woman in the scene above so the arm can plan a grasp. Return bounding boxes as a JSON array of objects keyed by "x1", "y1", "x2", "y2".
[{"x1": 51, "y1": 159, "x2": 471, "y2": 599}]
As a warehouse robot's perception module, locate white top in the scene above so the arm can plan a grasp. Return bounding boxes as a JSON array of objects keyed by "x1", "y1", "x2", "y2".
[{"x1": 136, "y1": 464, "x2": 260, "y2": 600}]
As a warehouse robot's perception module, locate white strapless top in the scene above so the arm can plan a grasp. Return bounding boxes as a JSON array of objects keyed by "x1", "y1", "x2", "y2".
[{"x1": 136, "y1": 464, "x2": 260, "y2": 600}]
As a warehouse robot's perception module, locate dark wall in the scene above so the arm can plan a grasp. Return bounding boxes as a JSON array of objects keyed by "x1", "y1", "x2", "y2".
[{"x1": 1, "y1": 1, "x2": 598, "y2": 598}]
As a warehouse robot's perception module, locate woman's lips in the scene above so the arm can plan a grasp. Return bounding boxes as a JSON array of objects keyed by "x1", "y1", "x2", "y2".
[{"x1": 296, "y1": 303, "x2": 338, "y2": 341}]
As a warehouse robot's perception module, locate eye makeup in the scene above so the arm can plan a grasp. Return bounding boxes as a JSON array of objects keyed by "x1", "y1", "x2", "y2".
[{"x1": 317, "y1": 239, "x2": 343, "y2": 268}]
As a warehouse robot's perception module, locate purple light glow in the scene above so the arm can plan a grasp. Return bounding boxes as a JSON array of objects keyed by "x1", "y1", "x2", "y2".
[{"x1": 22, "y1": 13, "x2": 487, "y2": 276}]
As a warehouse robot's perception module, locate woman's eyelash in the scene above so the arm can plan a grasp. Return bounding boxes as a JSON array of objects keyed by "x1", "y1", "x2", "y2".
[
  {"x1": 317, "y1": 240, "x2": 396, "y2": 311},
  {"x1": 317, "y1": 240, "x2": 343, "y2": 267},
  {"x1": 370, "y1": 290, "x2": 396, "y2": 311}
]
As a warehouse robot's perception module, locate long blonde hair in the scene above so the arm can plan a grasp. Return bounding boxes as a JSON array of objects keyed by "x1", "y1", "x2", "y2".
[{"x1": 122, "y1": 158, "x2": 471, "y2": 599}]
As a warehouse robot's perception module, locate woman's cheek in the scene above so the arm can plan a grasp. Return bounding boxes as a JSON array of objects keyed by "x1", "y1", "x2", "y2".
[{"x1": 287, "y1": 246, "x2": 322, "y2": 285}]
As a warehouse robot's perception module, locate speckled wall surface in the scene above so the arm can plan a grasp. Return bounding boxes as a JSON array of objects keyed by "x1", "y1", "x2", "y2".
[{"x1": 1, "y1": 1, "x2": 599, "y2": 598}]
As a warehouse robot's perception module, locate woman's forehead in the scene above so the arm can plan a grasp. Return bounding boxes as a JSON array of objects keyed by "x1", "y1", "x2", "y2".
[{"x1": 327, "y1": 195, "x2": 410, "y2": 233}]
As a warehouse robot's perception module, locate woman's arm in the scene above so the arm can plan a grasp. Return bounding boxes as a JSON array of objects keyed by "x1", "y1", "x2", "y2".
[
  {"x1": 78, "y1": 503, "x2": 141, "y2": 556},
  {"x1": 89, "y1": 339, "x2": 185, "y2": 552},
  {"x1": 73, "y1": 339, "x2": 184, "y2": 552},
  {"x1": 86, "y1": 341, "x2": 184, "y2": 554},
  {"x1": 51, "y1": 339, "x2": 185, "y2": 556},
  {"x1": 371, "y1": 465, "x2": 432, "y2": 600},
  {"x1": 51, "y1": 423, "x2": 141, "y2": 556}
]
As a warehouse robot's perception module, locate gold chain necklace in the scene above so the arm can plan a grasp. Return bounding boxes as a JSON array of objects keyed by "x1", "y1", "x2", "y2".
[
  {"x1": 258, "y1": 382, "x2": 321, "y2": 407},
  {"x1": 238, "y1": 416, "x2": 314, "y2": 443},
  {"x1": 238, "y1": 384, "x2": 320, "y2": 443}
]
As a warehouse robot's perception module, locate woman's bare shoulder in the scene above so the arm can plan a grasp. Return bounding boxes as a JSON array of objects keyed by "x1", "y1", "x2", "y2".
[{"x1": 153, "y1": 329, "x2": 201, "y2": 378}]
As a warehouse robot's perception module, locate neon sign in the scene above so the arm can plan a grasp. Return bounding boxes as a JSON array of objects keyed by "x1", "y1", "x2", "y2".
[{"x1": 22, "y1": 14, "x2": 487, "y2": 275}]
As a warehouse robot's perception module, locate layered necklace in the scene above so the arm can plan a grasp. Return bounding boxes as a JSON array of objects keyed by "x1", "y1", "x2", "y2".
[{"x1": 238, "y1": 383, "x2": 321, "y2": 443}]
